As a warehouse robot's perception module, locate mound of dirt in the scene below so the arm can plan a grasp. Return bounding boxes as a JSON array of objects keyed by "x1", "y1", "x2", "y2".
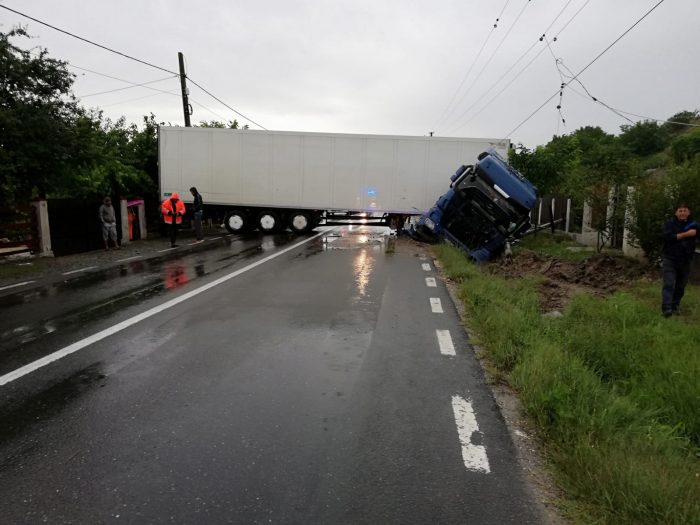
[{"x1": 489, "y1": 251, "x2": 658, "y2": 312}]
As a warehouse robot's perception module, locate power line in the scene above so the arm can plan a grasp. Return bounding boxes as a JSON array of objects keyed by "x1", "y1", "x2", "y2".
[
  {"x1": 443, "y1": 0, "x2": 589, "y2": 135},
  {"x1": 503, "y1": 0, "x2": 667, "y2": 141},
  {"x1": 187, "y1": 78, "x2": 268, "y2": 131},
  {"x1": 440, "y1": 0, "x2": 533, "y2": 133},
  {"x1": 77, "y1": 75, "x2": 178, "y2": 98},
  {"x1": 0, "y1": 4, "x2": 178, "y2": 76},
  {"x1": 566, "y1": 86, "x2": 700, "y2": 129},
  {"x1": 432, "y1": 0, "x2": 510, "y2": 131},
  {"x1": 1, "y1": 4, "x2": 267, "y2": 129}
]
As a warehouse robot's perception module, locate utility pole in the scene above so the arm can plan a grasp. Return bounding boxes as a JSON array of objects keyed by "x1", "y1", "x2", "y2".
[{"x1": 178, "y1": 52, "x2": 192, "y2": 127}]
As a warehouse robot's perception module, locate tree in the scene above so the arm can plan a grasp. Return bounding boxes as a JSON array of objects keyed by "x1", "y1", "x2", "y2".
[
  {"x1": 619, "y1": 120, "x2": 669, "y2": 156},
  {"x1": 197, "y1": 119, "x2": 248, "y2": 129},
  {"x1": 0, "y1": 27, "x2": 79, "y2": 205}
]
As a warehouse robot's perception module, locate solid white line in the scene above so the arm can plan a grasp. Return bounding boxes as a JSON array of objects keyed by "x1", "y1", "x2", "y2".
[
  {"x1": 422, "y1": 263, "x2": 431, "y2": 271},
  {"x1": 0, "y1": 230, "x2": 331, "y2": 387},
  {"x1": 451, "y1": 395, "x2": 491, "y2": 473},
  {"x1": 425, "y1": 277, "x2": 437, "y2": 287},
  {"x1": 430, "y1": 297, "x2": 443, "y2": 313},
  {"x1": 207, "y1": 236, "x2": 222, "y2": 240},
  {"x1": 0, "y1": 280, "x2": 35, "y2": 292},
  {"x1": 156, "y1": 247, "x2": 176, "y2": 253},
  {"x1": 115, "y1": 255, "x2": 141, "y2": 263},
  {"x1": 62, "y1": 266, "x2": 97, "y2": 276},
  {"x1": 436, "y1": 330, "x2": 456, "y2": 356}
]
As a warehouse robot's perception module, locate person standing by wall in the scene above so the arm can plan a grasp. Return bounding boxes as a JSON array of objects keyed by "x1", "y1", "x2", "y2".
[
  {"x1": 99, "y1": 196, "x2": 119, "y2": 250},
  {"x1": 190, "y1": 186, "x2": 204, "y2": 242},
  {"x1": 162, "y1": 193, "x2": 186, "y2": 248},
  {"x1": 661, "y1": 203, "x2": 697, "y2": 317}
]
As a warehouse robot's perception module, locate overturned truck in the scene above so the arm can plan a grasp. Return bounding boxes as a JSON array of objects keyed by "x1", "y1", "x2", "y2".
[{"x1": 408, "y1": 149, "x2": 538, "y2": 263}]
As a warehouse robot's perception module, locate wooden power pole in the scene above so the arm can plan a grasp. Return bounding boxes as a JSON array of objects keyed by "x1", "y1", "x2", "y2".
[{"x1": 178, "y1": 52, "x2": 192, "y2": 127}]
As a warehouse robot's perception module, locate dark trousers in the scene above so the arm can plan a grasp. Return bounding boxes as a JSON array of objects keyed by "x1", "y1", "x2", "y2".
[
  {"x1": 193, "y1": 210, "x2": 203, "y2": 240},
  {"x1": 661, "y1": 256, "x2": 691, "y2": 312},
  {"x1": 169, "y1": 223, "x2": 179, "y2": 246}
]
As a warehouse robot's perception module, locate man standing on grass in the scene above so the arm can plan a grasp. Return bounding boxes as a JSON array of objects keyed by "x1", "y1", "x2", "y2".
[{"x1": 661, "y1": 203, "x2": 697, "y2": 317}]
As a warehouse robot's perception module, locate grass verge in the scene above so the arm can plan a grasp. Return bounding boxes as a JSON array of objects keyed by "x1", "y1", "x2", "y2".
[{"x1": 434, "y1": 242, "x2": 700, "y2": 525}]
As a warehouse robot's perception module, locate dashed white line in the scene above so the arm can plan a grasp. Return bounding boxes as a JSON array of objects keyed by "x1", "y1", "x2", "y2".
[
  {"x1": 62, "y1": 266, "x2": 97, "y2": 276},
  {"x1": 115, "y1": 255, "x2": 141, "y2": 263},
  {"x1": 0, "y1": 229, "x2": 332, "y2": 387},
  {"x1": 436, "y1": 330, "x2": 456, "y2": 356},
  {"x1": 0, "y1": 281, "x2": 35, "y2": 292},
  {"x1": 156, "y1": 247, "x2": 176, "y2": 253},
  {"x1": 451, "y1": 395, "x2": 491, "y2": 473},
  {"x1": 207, "y1": 236, "x2": 222, "y2": 241},
  {"x1": 425, "y1": 277, "x2": 437, "y2": 287},
  {"x1": 430, "y1": 297, "x2": 443, "y2": 313},
  {"x1": 421, "y1": 263, "x2": 431, "y2": 271}
]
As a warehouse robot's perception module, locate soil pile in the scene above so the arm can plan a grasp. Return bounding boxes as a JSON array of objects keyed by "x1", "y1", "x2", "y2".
[{"x1": 489, "y1": 251, "x2": 658, "y2": 312}]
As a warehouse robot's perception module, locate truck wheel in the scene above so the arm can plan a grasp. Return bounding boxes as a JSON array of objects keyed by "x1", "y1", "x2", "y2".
[
  {"x1": 257, "y1": 210, "x2": 281, "y2": 233},
  {"x1": 225, "y1": 210, "x2": 248, "y2": 233},
  {"x1": 289, "y1": 211, "x2": 312, "y2": 233}
]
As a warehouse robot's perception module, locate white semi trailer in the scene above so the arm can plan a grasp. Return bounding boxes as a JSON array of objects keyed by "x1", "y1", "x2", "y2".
[{"x1": 158, "y1": 126, "x2": 508, "y2": 233}]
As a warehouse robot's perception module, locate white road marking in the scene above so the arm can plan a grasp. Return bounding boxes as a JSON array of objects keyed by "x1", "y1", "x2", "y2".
[
  {"x1": 62, "y1": 266, "x2": 97, "y2": 276},
  {"x1": 0, "y1": 230, "x2": 332, "y2": 387},
  {"x1": 430, "y1": 297, "x2": 443, "y2": 313},
  {"x1": 115, "y1": 255, "x2": 141, "y2": 263},
  {"x1": 0, "y1": 281, "x2": 35, "y2": 292},
  {"x1": 207, "y1": 236, "x2": 222, "y2": 241},
  {"x1": 422, "y1": 263, "x2": 431, "y2": 271},
  {"x1": 425, "y1": 277, "x2": 437, "y2": 287},
  {"x1": 156, "y1": 247, "x2": 176, "y2": 253},
  {"x1": 451, "y1": 395, "x2": 491, "y2": 473},
  {"x1": 436, "y1": 330, "x2": 456, "y2": 356}
]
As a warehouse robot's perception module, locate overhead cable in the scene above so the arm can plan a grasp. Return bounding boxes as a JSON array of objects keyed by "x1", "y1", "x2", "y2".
[
  {"x1": 0, "y1": 4, "x2": 178, "y2": 76},
  {"x1": 1, "y1": 4, "x2": 267, "y2": 129},
  {"x1": 502, "y1": 0, "x2": 667, "y2": 140},
  {"x1": 78, "y1": 76, "x2": 179, "y2": 98},
  {"x1": 443, "y1": 0, "x2": 587, "y2": 135},
  {"x1": 432, "y1": 0, "x2": 511, "y2": 131},
  {"x1": 440, "y1": 0, "x2": 534, "y2": 133}
]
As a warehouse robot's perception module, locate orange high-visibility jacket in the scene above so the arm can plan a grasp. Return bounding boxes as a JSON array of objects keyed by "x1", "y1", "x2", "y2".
[{"x1": 162, "y1": 194, "x2": 186, "y2": 224}]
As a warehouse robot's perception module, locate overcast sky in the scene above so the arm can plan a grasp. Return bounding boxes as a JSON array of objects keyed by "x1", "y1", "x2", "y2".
[{"x1": 2, "y1": 0, "x2": 698, "y2": 148}]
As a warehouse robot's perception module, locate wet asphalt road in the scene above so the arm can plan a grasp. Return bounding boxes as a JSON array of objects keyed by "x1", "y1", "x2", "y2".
[{"x1": 0, "y1": 227, "x2": 542, "y2": 524}]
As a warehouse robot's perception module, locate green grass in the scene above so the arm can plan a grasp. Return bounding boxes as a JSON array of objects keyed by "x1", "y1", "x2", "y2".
[
  {"x1": 518, "y1": 230, "x2": 604, "y2": 261},
  {"x1": 433, "y1": 242, "x2": 700, "y2": 525}
]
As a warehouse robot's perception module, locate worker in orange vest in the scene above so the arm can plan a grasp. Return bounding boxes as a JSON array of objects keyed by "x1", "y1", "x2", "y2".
[{"x1": 162, "y1": 193, "x2": 186, "y2": 248}]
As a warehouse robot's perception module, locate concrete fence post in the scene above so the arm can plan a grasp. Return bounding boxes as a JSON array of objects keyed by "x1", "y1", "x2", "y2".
[
  {"x1": 622, "y1": 186, "x2": 645, "y2": 259},
  {"x1": 31, "y1": 199, "x2": 53, "y2": 257},
  {"x1": 138, "y1": 202, "x2": 147, "y2": 240},
  {"x1": 120, "y1": 198, "x2": 130, "y2": 246}
]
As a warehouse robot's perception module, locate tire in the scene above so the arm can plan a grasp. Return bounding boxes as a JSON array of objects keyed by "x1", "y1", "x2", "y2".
[
  {"x1": 288, "y1": 211, "x2": 313, "y2": 234},
  {"x1": 257, "y1": 210, "x2": 281, "y2": 233},
  {"x1": 224, "y1": 210, "x2": 248, "y2": 233}
]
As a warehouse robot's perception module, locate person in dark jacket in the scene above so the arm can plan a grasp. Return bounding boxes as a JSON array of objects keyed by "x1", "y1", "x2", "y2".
[
  {"x1": 661, "y1": 203, "x2": 697, "y2": 316},
  {"x1": 190, "y1": 186, "x2": 204, "y2": 242}
]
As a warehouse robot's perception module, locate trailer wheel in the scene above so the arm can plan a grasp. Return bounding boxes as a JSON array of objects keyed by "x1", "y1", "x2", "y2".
[
  {"x1": 257, "y1": 210, "x2": 281, "y2": 233},
  {"x1": 224, "y1": 210, "x2": 248, "y2": 233},
  {"x1": 289, "y1": 211, "x2": 312, "y2": 233}
]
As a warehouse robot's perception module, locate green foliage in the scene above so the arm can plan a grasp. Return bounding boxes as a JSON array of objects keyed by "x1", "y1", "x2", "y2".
[
  {"x1": 0, "y1": 27, "x2": 79, "y2": 205},
  {"x1": 197, "y1": 119, "x2": 248, "y2": 129},
  {"x1": 670, "y1": 128, "x2": 700, "y2": 163},
  {"x1": 434, "y1": 243, "x2": 700, "y2": 524},
  {"x1": 626, "y1": 160, "x2": 700, "y2": 260},
  {"x1": 619, "y1": 120, "x2": 670, "y2": 156}
]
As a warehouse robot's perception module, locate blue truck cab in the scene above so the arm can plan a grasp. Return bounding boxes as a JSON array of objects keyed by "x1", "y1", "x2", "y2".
[{"x1": 409, "y1": 149, "x2": 538, "y2": 262}]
